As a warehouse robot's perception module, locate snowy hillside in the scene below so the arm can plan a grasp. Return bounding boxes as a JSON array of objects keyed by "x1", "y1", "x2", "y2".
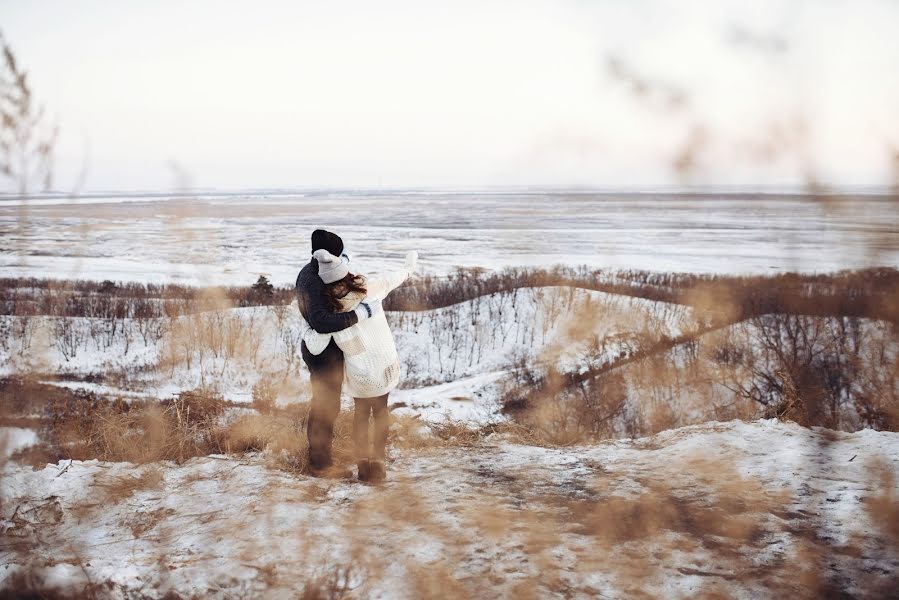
[
  {"x1": 3, "y1": 419, "x2": 897, "y2": 598},
  {"x1": 0, "y1": 286, "x2": 694, "y2": 422}
]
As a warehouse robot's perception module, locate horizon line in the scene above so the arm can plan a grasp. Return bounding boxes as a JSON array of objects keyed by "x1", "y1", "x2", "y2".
[{"x1": 3, "y1": 182, "x2": 897, "y2": 200}]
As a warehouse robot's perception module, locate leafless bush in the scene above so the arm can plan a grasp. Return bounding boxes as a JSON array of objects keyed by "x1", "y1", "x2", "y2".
[
  {"x1": 52, "y1": 317, "x2": 85, "y2": 362},
  {"x1": 500, "y1": 367, "x2": 629, "y2": 444},
  {"x1": 502, "y1": 302, "x2": 896, "y2": 438},
  {"x1": 719, "y1": 315, "x2": 898, "y2": 430},
  {"x1": 0, "y1": 276, "x2": 294, "y2": 319}
]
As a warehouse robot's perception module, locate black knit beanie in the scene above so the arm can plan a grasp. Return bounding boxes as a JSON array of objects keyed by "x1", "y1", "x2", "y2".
[{"x1": 311, "y1": 229, "x2": 344, "y2": 256}]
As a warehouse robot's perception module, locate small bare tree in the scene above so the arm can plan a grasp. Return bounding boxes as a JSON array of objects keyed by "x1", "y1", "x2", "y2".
[{"x1": 0, "y1": 32, "x2": 57, "y2": 195}]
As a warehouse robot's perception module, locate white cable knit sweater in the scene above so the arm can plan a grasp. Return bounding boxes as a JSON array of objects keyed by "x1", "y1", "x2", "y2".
[{"x1": 300, "y1": 268, "x2": 409, "y2": 398}]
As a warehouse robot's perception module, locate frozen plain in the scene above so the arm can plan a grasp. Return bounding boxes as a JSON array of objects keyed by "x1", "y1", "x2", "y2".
[{"x1": 2, "y1": 190, "x2": 898, "y2": 286}]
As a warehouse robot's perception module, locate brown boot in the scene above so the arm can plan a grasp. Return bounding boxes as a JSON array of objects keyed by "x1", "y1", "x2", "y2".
[
  {"x1": 369, "y1": 460, "x2": 386, "y2": 484},
  {"x1": 310, "y1": 463, "x2": 353, "y2": 480},
  {"x1": 357, "y1": 459, "x2": 371, "y2": 482}
]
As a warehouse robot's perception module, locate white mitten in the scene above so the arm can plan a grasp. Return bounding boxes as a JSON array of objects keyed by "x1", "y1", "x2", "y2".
[
  {"x1": 354, "y1": 297, "x2": 383, "y2": 321},
  {"x1": 404, "y1": 251, "x2": 419, "y2": 274}
]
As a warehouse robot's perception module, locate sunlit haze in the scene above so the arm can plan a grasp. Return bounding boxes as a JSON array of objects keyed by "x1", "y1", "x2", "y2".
[{"x1": 4, "y1": 0, "x2": 899, "y2": 191}]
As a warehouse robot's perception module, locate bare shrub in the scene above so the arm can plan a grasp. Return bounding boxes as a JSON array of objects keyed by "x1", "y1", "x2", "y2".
[
  {"x1": 723, "y1": 315, "x2": 898, "y2": 430},
  {"x1": 5, "y1": 267, "x2": 896, "y2": 323},
  {"x1": 52, "y1": 317, "x2": 85, "y2": 361},
  {"x1": 500, "y1": 366, "x2": 629, "y2": 444}
]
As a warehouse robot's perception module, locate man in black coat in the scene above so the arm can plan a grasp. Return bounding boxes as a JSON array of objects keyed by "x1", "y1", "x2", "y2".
[{"x1": 295, "y1": 229, "x2": 381, "y2": 471}]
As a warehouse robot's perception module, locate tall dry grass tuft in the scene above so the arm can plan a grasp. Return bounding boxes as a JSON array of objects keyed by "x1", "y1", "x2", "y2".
[
  {"x1": 388, "y1": 414, "x2": 437, "y2": 451},
  {"x1": 89, "y1": 389, "x2": 226, "y2": 463},
  {"x1": 41, "y1": 387, "x2": 228, "y2": 464},
  {"x1": 865, "y1": 460, "x2": 899, "y2": 545},
  {"x1": 222, "y1": 410, "x2": 311, "y2": 473},
  {"x1": 425, "y1": 416, "x2": 487, "y2": 446}
]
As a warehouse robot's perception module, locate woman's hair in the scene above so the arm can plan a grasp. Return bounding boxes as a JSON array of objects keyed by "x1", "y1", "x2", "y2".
[{"x1": 322, "y1": 272, "x2": 367, "y2": 313}]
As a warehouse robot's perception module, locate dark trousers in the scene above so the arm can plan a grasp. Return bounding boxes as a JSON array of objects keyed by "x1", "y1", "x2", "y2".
[
  {"x1": 302, "y1": 340, "x2": 344, "y2": 469},
  {"x1": 354, "y1": 394, "x2": 389, "y2": 461}
]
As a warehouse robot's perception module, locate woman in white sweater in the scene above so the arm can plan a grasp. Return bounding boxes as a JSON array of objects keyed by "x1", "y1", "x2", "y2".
[{"x1": 300, "y1": 248, "x2": 418, "y2": 483}]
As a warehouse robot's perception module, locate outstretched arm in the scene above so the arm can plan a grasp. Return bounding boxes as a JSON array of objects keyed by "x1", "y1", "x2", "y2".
[
  {"x1": 365, "y1": 270, "x2": 409, "y2": 300},
  {"x1": 364, "y1": 251, "x2": 418, "y2": 300}
]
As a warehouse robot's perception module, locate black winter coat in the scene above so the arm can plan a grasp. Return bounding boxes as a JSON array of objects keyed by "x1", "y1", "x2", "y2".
[{"x1": 295, "y1": 259, "x2": 358, "y2": 373}]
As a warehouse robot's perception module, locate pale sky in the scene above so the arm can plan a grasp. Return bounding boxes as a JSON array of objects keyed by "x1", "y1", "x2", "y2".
[{"x1": 3, "y1": 0, "x2": 899, "y2": 191}]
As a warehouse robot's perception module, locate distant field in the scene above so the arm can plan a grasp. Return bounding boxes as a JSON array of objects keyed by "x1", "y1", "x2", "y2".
[{"x1": 2, "y1": 190, "x2": 897, "y2": 286}]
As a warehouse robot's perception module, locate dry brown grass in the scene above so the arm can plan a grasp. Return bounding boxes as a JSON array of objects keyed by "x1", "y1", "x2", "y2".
[
  {"x1": 218, "y1": 404, "x2": 380, "y2": 474},
  {"x1": 387, "y1": 414, "x2": 432, "y2": 449},
  {"x1": 865, "y1": 460, "x2": 899, "y2": 545},
  {"x1": 222, "y1": 413, "x2": 302, "y2": 453},
  {"x1": 406, "y1": 564, "x2": 470, "y2": 600},
  {"x1": 426, "y1": 416, "x2": 487, "y2": 446},
  {"x1": 123, "y1": 507, "x2": 176, "y2": 539},
  {"x1": 44, "y1": 387, "x2": 233, "y2": 464},
  {"x1": 323, "y1": 448, "x2": 805, "y2": 597},
  {"x1": 222, "y1": 411, "x2": 311, "y2": 473},
  {"x1": 94, "y1": 466, "x2": 164, "y2": 504},
  {"x1": 23, "y1": 379, "x2": 441, "y2": 479},
  {"x1": 577, "y1": 457, "x2": 788, "y2": 550},
  {"x1": 90, "y1": 404, "x2": 210, "y2": 464}
]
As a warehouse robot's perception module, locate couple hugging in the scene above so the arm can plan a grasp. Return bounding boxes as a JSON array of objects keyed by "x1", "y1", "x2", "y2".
[{"x1": 295, "y1": 229, "x2": 418, "y2": 483}]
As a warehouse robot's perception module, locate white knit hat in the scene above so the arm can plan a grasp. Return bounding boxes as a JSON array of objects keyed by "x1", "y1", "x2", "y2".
[{"x1": 312, "y1": 249, "x2": 350, "y2": 284}]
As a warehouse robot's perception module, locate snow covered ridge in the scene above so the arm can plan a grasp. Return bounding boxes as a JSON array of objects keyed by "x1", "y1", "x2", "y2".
[
  {"x1": 0, "y1": 287, "x2": 694, "y2": 415},
  {"x1": 2, "y1": 419, "x2": 897, "y2": 598},
  {"x1": 2, "y1": 278, "x2": 896, "y2": 435}
]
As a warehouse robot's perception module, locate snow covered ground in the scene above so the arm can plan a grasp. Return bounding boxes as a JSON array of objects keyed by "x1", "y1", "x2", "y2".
[
  {"x1": 3, "y1": 191, "x2": 897, "y2": 286},
  {"x1": 2, "y1": 419, "x2": 897, "y2": 598},
  {"x1": 0, "y1": 287, "x2": 695, "y2": 424},
  {"x1": 0, "y1": 428, "x2": 38, "y2": 459}
]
